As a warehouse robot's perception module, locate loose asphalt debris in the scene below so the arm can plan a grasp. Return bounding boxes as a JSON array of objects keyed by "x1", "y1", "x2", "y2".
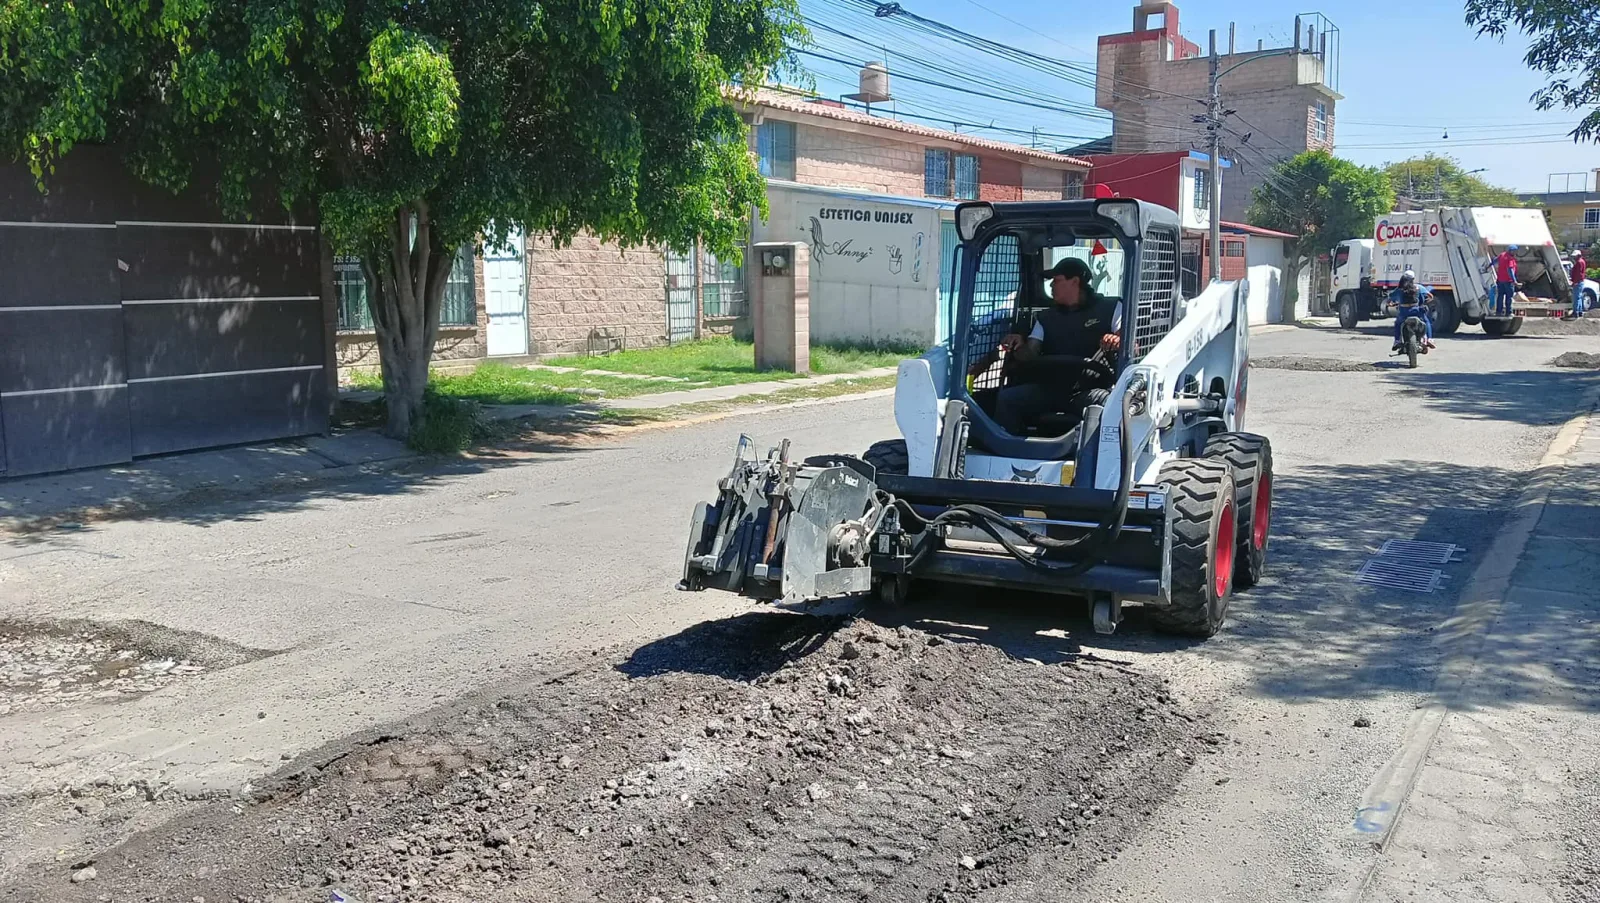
[
  {"x1": 1252, "y1": 356, "x2": 1380, "y2": 373},
  {"x1": 1552, "y1": 352, "x2": 1600, "y2": 369},
  {"x1": 4, "y1": 614, "x2": 1211, "y2": 903}
]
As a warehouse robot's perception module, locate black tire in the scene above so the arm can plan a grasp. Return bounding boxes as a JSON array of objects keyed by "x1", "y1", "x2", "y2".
[
  {"x1": 1504, "y1": 315, "x2": 1524, "y2": 336},
  {"x1": 1461, "y1": 313, "x2": 1483, "y2": 326},
  {"x1": 1583, "y1": 288, "x2": 1596, "y2": 312},
  {"x1": 1433, "y1": 291, "x2": 1461, "y2": 336},
  {"x1": 863, "y1": 439, "x2": 908, "y2": 476},
  {"x1": 1482, "y1": 319, "x2": 1510, "y2": 337},
  {"x1": 1337, "y1": 293, "x2": 1359, "y2": 329},
  {"x1": 873, "y1": 573, "x2": 914, "y2": 607},
  {"x1": 1146, "y1": 459, "x2": 1238, "y2": 638},
  {"x1": 1203, "y1": 432, "x2": 1273, "y2": 591},
  {"x1": 1406, "y1": 335, "x2": 1419, "y2": 368}
]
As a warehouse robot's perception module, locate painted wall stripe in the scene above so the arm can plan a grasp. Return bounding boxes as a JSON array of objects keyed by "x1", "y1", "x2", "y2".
[
  {"x1": 1, "y1": 383, "x2": 127, "y2": 398},
  {"x1": 127, "y1": 364, "x2": 323, "y2": 385}
]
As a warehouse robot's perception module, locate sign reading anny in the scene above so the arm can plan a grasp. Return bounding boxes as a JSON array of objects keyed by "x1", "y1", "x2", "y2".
[{"x1": 799, "y1": 201, "x2": 935, "y2": 289}]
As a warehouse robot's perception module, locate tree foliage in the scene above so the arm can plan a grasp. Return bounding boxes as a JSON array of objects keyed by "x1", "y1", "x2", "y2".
[
  {"x1": 0, "y1": 0, "x2": 802, "y2": 438},
  {"x1": 1466, "y1": 0, "x2": 1600, "y2": 142},
  {"x1": 1247, "y1": 151, "x2": 1395, "y2": 259},
  {"x1": 1383, "y1": 154, "x2": 1524, "y2": 207}
]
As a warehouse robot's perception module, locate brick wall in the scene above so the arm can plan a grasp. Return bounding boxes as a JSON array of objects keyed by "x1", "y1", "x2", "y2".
[
  {"x1": 526, "y1": 233, "x2": 668, "y2": 357},
  {"x1": 1021, "y1": 164, "x2": 1066, "y2": 201},
  {"x1": 980, "y1": 158, "x2": 1023, "y2": 201},
  {"x1": 794, "y1": 123, "x2": 927, "y2": 196}
]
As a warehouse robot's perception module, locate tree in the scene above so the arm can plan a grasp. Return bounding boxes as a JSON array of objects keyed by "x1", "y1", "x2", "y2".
[
  {"x1": 1466, "y1": 0, "x2": 1600, "y2": 142},
  {"x1": 1383, "y1": 155, "x2": 1524, "y2": 207},
  {"x1": 0, "y1": 0, "x2": 801, "y2": 438},
  {"x1": 1247, "y1": 151, "x2": 1393, "y2": 311}
]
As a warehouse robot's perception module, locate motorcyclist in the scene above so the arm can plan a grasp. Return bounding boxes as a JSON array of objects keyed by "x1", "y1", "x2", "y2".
[{"x1": 1390, "y1": 271, "x2": 1435, "y2": 352}]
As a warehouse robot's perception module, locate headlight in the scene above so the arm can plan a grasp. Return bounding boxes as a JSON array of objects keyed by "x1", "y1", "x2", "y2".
[
  {"x1": 1097, "y1": 200, "x2": 1139, "y2": 238},
  {"x1": 957, "y1": 203, "x2": 995, "y2": 242}
]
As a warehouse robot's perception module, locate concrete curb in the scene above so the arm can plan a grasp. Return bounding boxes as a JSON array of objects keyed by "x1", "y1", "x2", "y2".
[{"x1": 1338, "y1": 391, "x2": 1600, "y2": 902}]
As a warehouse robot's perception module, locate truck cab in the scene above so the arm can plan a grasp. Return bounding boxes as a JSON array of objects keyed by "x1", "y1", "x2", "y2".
[{"x1": 1330, "y1": 239, "x2": 1384, "y2": 328}]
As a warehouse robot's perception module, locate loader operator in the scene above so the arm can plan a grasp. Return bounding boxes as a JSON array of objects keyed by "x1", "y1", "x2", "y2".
[{"x1": 989, "y1": 256, "x2": 1123, "y2": 435}]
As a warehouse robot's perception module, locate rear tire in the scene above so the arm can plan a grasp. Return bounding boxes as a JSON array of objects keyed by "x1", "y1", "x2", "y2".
[
  {"x1": 1483, "y1": 319, "x2": 1510, "y2": 337},
  {"x1": 1146, "y1": 459, "x2": 1238, "y2": 639},
  {"x1": 1203, "y1": 432, "x2": 1273, "y2": 591},
  {"x1": 1504, "y1": 316, "x2": 1524, "y2": 336},
  {"x1": 1406, "y1": 335, "x2": 1419, "y2": 368},
  {"x1": 1433, "y1": 291, "x2": 1460, "y2": 336},
  {"x1": 1337, "y1": 293, "x2": 1359, "y2": 329},
  {"x1": 863, "y1": 439, "x2": 908, "y2": 476}
]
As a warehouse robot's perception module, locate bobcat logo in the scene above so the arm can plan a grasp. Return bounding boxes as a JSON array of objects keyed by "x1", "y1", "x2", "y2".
[{"x1": 1010, "y1": 464, "x2": 1042, "y2": 483}]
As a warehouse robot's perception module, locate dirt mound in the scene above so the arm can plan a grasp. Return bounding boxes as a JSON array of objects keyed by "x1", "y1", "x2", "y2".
[
  {"x1": 1517, "y1": 317, "x2": 1600, "y2": 336},
  {"x1": 1252, "y1": 356, "x2": 1379, "y2": 372},
  {"x1": 1552, "y1": 352, "x2": 1600, "y2": 369},
  {"x1": 6, "y1": 614, "x2": 1208, "y2": 903}
]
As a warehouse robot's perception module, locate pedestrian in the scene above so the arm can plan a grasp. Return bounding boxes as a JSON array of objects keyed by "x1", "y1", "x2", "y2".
[
  {"x1": 1494, "y1": 245, "x2": 1519, "y2": 317},
  {"x1": 1571, "y1": 250, "x2": 1589, "y2": 318}
]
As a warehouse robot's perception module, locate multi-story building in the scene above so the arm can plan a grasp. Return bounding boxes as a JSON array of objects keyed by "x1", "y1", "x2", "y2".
[
  {"x1": 1094, "y1": 2, "x2": 1340, "y2": 221},
  {"x1": 334, "y1": 74, "x2": 1092, "y2": 374},
  {"x1": 1518, "y1": 171, "x2": 1600, "y2": 249}
]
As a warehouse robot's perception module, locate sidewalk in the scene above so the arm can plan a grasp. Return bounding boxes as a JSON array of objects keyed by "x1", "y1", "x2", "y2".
[
  {"x1": 0, "y1": 367, "x2": 898, "y2": 532},
  {"x1": 1357, "y1": 408, "x2": 1600, "y2": 901}
]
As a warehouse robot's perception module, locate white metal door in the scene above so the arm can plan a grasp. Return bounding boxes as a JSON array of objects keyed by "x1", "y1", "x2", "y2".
[{"x1": 486, "y1": 227, "x2": 528, "y2": 356}]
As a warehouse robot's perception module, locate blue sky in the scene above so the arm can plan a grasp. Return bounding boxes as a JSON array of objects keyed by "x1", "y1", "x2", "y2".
[{"x1": 796, "y1": 0, "x2": 1597, "y2": 193}]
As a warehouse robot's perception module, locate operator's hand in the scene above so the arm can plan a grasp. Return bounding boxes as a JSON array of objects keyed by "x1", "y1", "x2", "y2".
[
  {"x1": 1100, "y1": 333, "x2": 1122, "y2": 353},
  {"x1": 999, "y1": 333, "x2": 1024, "y2": 353}
]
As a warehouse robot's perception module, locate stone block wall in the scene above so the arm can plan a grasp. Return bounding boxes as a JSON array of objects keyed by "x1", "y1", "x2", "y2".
[{"x1": 526, "y1": 233, "x2": 669, "y2": 357}]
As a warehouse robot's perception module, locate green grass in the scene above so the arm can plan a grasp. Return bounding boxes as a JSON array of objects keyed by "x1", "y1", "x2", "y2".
[
  {"x1": 350, "y1": 339, "x2": 915, "y2": 409},
  {"x1": 545, "y1": 337, "x2": 913, "y2": 384}
]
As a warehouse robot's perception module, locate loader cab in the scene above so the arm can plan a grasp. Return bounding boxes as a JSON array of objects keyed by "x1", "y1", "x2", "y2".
[{"x1": 952, "y1": 199, "x2": 1182, "y2": 465}]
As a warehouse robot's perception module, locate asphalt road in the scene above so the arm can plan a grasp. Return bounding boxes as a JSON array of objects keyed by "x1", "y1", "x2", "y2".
[{"x1": 2, "y1": 320, "x2": 1598, "y2": 898}]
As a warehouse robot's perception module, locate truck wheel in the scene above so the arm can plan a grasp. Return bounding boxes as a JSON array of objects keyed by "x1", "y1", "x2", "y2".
[
  {"x1": 1504, "y1": 316, "x2": 1524, "y2": 336},
  {"x1": 863, "y1": 439, "x2": 908, "y2": 476},
  {"x1": 1482, "y1": 319, "x2": 1509, "y2": 337},
  {"x1": 1337, "y1": 293, "x2": 1359, "y2": 329},
  {"x1": 1146, "y1": 459, "x2": 1238, "y2": 638},
  {"x1": 1203, "y1": 432, "x2": 1273, "y2": 591},
  {"x1": 1433, "y1": 292, "x2": 1461, "y2": 336}
]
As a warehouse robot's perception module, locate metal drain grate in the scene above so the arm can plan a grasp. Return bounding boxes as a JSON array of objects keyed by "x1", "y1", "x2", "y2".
[
  {"x1": 1356, "y1": 558, "x2": 1449, "y2": 593},
  {"x1": 1376, "y1": 540, "x2": 1466, "y2": 564}
]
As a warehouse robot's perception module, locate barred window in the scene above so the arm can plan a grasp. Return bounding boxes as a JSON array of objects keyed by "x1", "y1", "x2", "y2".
[{"x1": 335, "y1": 244, "x2": 477, "y2": 330}]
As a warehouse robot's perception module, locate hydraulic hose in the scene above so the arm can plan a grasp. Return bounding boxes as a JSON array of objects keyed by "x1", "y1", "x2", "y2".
[{"x1": 891, "y1": 384, "x2": 1142, "y2": 576}]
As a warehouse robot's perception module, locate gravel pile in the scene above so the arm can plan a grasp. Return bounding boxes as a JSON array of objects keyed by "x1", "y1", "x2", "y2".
[
  {"x1": 1552, "y1": 352, "x2": 1600, "y2": 369},
  {"x1": 5, "y1": 614, "x2": 1211, "y2": 903},
  {"x1": 1252, "y1": 356, "x2": 1380, "y2": 373}
]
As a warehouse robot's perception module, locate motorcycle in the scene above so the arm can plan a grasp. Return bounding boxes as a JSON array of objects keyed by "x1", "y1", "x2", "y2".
[{"x1": 1399, "y1": 310, "x2": 1429, "y2": 369}]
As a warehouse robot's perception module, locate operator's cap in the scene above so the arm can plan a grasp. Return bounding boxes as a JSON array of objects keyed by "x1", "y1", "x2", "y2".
[
  {"x1": 1508, "y1": 244, "x2": 1520, "y2": 251},
  {"x1": 1043, "y1": 257, "x2": 1092, "y2": 282}
]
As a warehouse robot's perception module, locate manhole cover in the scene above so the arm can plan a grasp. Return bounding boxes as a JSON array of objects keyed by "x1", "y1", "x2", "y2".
[
  {"x1": 1377, "y1": 540, "x2": 1465, "y2": 564},
  {"x1": 1356, "y1": 558, "x2": 1447, "y2": 593}
]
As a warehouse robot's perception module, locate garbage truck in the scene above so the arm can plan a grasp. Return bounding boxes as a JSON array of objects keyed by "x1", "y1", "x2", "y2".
[{"x1": 1328, "y1": 207, "x2": 1572, "y2": 336}]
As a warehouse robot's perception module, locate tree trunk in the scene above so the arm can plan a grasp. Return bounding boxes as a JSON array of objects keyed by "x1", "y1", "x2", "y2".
[{"x1": 365, "y1": 204, "x2": 453, "y2": 440}]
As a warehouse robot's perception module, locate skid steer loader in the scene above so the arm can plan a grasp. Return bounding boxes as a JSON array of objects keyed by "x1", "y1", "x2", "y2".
[{"x1": 677, "y1": 199, "x2": 1274, "y2": 638}]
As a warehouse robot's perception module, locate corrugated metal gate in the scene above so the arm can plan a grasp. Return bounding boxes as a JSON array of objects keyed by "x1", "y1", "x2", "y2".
[{"x1": 0, "y1": 149, "x2": 330, "y2": 478}]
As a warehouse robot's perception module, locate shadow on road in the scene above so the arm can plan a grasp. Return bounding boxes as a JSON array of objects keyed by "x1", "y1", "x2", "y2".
[
  {"x1": 618, "y1": 611, "x2": 845, "y2": 680},
  {"x1": 1382, "y1": 369, "x2": 1600, "y2": 426},
  {"x1": 0, "y1": 415, "x2": 645, "y2": 544}
]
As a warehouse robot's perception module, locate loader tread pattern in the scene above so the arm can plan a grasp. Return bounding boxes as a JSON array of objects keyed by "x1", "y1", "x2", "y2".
[
  {"x1": 863, "y1": 439, "x2": 909, "y2": 476},
  {"x1": 1203, "y1": 432, "x2": 1273, "y2": 590},
  {"x1": 1146, "y1": 458, "x2": 1234, "y2": 638}
]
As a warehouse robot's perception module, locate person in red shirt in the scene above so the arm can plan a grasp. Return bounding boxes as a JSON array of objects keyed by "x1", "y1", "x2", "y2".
[
  {"x1": 1572, "y1": 251, "x2": 1590, "y2": 317},
  {"x1": 1493, "y1": 246, "x2": 1519, "y2": 317}
]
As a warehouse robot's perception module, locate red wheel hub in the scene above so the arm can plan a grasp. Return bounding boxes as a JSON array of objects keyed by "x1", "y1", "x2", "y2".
[
  {"x1": 1252, "y1": 473, "x2": 1272, "y2": 550},
  {"x1": 1213, "y1": 499, "x2": 1237, "y2": 599}
]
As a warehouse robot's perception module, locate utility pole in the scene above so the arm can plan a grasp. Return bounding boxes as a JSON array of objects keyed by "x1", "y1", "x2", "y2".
[{"x1": 1207, "y1": 29, "x2": 1223, "y2": 284}]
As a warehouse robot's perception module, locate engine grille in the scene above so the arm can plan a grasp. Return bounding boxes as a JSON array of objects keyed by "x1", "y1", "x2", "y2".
[{"x1": 1132, "y1": 226, "x2": 1178, "y2": 362}]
